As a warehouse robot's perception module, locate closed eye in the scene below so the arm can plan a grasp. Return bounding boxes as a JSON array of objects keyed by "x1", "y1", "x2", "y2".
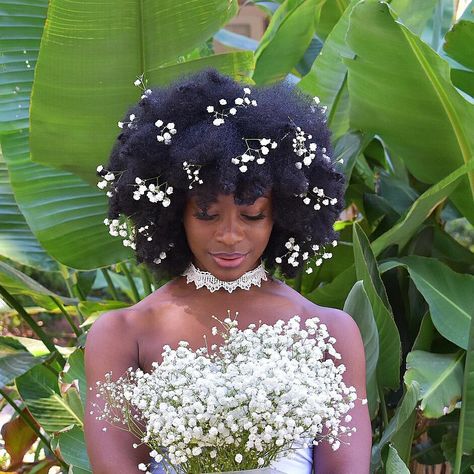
[
  {"x1": 194, "y1": 211, "x2": 216, "y2": 220},
  {"x1": 243, "y1": 213, "x2": 266, "y2": 220}
]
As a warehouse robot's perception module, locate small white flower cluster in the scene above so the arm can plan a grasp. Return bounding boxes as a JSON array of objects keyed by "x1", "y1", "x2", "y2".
[
  {"x1": 297, "y1": 185, "x2": 338, "y2": 212},
  {"x1": 103, "y1": 217, "x2": 136, "y2": 250},
  {"x1": 133, "y1": 74, "x2": 152, "y2": 100},
  {"x1": 155, "y1": 120, "x2": 176, "y2": 145},
  {"x1": 275, "y1": 237, "x2": 338, "y2": 274},
  {"x1": 152, "y1": 243, "x2": 174, "y2": 265},
  {"x1": 118, "y1": 113, "x2": 137, "y2": 130},
  {"x1": 232, "y1": 138, "x2": 278, "y2": 173},
  {"x1": 207, "y1": 87, "x2": 257, "y2": 126},
  {"x1": 137, "y1": 224, "x2": 154, "y2": 242},
  {"x1": 183, "y1": 161, "x2": 203, "y2": 190},
  {"x1": 133, "y1": 178, "x2": 173, "y2": 207},
  {"x1": 92, "y1": 315, "x2": 362, "y2": 472},
  {"x1": 96, "y1": 165, "x2": 117, "y2": 198},
  {"x1": 310, "y1": 96, "x2": 328, "y2": 115},
  {"x1": 293, "y1": 126, "x2": 319, "y2": 169}
]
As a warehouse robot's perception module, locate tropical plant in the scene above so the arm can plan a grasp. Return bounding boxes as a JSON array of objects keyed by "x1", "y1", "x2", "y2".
[{"x1": 0, "y1": 0, "x2": 473, "y2": 472}]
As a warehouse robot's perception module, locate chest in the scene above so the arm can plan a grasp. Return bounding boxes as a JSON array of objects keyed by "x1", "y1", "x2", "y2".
[{"x1": 136, "y1": 298, "x2": 307, "y2": 373}]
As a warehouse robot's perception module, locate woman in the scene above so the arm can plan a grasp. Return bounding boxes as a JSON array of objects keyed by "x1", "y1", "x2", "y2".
[{"x1": 84, "y1": 69, "x2": 371, "y2": 473}]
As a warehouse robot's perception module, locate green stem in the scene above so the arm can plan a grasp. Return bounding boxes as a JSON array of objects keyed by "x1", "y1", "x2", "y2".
[
  {"x1": 140, "y1": 266, "x2": 153, "y2": 296},
  {"x1": 0, "y1": 285, "x2": 65, "y2": 365},
  {"x1": 0, "y1": 388, "x2": 69, "y2": 471},
  {"x1": 101, "y1": 268, "x2": 119, "y2": 300},
  {"x1": 49, "y1": 296, "x2": 82, "y2": 337},
  {"x1": 378, "y1": 382, "x2": 389, "y2": 430},
  {"x1": 121, "y1": 263, "x2": 140, "y2": 303},
  {"x1": 59, "y1": 265, "x2": 75, "y2": 299}
]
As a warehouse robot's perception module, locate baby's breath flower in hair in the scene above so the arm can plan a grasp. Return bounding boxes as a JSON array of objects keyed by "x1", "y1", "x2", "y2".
[
  {"x1": 231, "y1": 137, "x2": 278, "y2": 173},
  {"x1": 132, "y1": 177, "x2": 173, "y2": 207},
  {"x1": 296, "y1": 185, "x2": 338, "y2": 211},
  {"x1": 104, "y1": 217, "x2": 136, "y2": 250},
  {"x1": 207, "y1": 87, "x2": 257, "y2": 127},
  {"x1": 183, "y1": 161, "x2": 203, "y2": 189},
  {"x1": 155, "y1": 120, "x2": 176, "y2": 144}
]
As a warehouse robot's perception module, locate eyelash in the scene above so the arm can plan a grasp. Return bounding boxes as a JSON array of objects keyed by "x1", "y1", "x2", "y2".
[{"x1": 194, "y1": 212, "x2": 266, "y2": 221}]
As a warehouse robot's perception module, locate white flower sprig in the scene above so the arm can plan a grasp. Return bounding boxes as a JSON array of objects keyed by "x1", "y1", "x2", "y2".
[
  {"x1": 137, "y1": 223, "x2": 154, "y2": 242},
  {"x1": 104, "y1": 217, "x2": 136, "y2": 250},
  {"x1": 132, "y1": 177, "x2": 173, "y2": 207},
  {"x1": 275, "y1": 237, "x2": 338, "y2": 274},
  {"x1": 231, "y1": 138, "x2": 278, "y2": 173},
  {"x1": 118, "y1": 113, "x2": 138, "y2": 130},
  {"x1": 183, "y1": 161, "x2": 203, "y2": 190},
  {"x1": 207, "y1": 87, "x2": 257, "y2": 127},
  {"x1": 155, "y1": 120, "x2": 177, "y2": 145},
  {"x1": 134, "y1": 74, "x2": 152, "y2": 100},
  {"x1": 152, "y1": 243, "x2": 174, "y2": 265},
  {"x1": 96, "y1": 165, "x2": 122, "y2": 198},
  {"x1": 91, "y1": 314, "x2": 364, "y2": 473},
  {"x1": 296, "y1": 185, "x2": 338, "y2": 212}
]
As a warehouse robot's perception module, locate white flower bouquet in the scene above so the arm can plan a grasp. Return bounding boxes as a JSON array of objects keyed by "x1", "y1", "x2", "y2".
[{"x1": 92, "y1": 315, "x2": 362, "y2": 473}]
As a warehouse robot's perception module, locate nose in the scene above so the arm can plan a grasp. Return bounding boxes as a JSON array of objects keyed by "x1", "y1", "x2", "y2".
[{"x1": 214, "y1": 214, "x2": 244, "y2": 246}]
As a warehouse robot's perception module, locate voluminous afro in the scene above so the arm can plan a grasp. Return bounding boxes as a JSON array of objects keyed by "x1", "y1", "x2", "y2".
[{"x1": 101, "y1": 69, "x2": 346, "y2": 279}]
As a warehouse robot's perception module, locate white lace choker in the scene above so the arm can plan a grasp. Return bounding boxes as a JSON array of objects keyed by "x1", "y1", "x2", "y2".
[{"x1": 182, "y1": 262, "x2": 268, "y2": 293}]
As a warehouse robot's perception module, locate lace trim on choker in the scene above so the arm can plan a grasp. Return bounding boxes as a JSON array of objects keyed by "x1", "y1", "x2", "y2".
[{"x1": 182, "y1": 262, "x2": 268, "y2": 293}]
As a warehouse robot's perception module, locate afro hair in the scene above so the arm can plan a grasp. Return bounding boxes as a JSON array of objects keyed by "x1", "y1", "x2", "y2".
[{"x1": 100, "y1": 69, "x2": 346, "y2": 279}]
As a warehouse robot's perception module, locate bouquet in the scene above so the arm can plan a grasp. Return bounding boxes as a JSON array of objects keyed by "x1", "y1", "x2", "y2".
[{"x1": 92, "y1": 314, "x2": 363, "y2": 473}]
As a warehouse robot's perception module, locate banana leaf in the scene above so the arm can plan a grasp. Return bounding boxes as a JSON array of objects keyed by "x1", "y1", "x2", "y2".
[{"x1": 345, "y1": 1, "x2": 474, "y2": 224}]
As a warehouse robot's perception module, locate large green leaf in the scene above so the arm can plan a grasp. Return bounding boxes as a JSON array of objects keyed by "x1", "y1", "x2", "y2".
[
  {"x1": 444, "y1": 19, "x2": 474, "y2": 70},
  {"x1": 372, "y1": 160, "x2": 474, "y2": 256},
  {"x1": 253, "y1": 0, "x2": 322, "y2": 85},
  {"x1": 16, "y1": 363, "x2": 82, "y2": 433},
  {"x1": 404, "y1": 350, "x2": 464, "y2": 418},
  {"x1": 306, "y1": 263, "x2": 356, "y2": 309},
  {"x1": 0, "y1": 0, "x2": 133, "y2": 269},
  {"x1": 0, "y1": 0, "x2": 48, "y2": 134},
  {"x1": 371, "y1": 382, "x2": 420, "y2": 471},
  {"x1": 314, "y1": 0, "x2": 349, "y2": 40},
  {"x1": 455, "y1": 312, "x2": 474, "y2": 468},
  {"x1": 389, "y1": 0, "x2": 438, "y2": 35},
  {"x1": 394, "y1": 256, "x2": 474, "y2": 350},
  {"x1": 0, "y1": 260, "x2": 74, "y2": 309},
  {"x1": 353, "y1": 223, "x2": 400, "y2": 390},
  {"x1": 0, "y1": 148, "x2": 56, "y2": 270},
  {"x1": 345, "y1": 1, "x2": 474, "y2": 224},
  {"x1": 0, "y1": 336, "x2": 47, "y2": 387},
  {"x1": 298, "y1": 0, "x2": 358, "y2": 139},
  {"x1": 57, "y1": 426, "x2": 91, "y2": 472},
  {"x1": 30, "y1": 0, "x2": 243, "y2": 182},
  {"x1": 62, "y1": 348, "x2": 86, "y2": 409},
  {"x1": 343, "y1": 280, "x2": 379, "y2": 418},
  {"x1": 386, "y1": 445, "x2": 410, "y2": 474}
]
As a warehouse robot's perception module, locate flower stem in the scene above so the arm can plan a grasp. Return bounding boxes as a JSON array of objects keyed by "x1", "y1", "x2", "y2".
[
  {"x1": 49, "y1": 296, "x2": 82, "y2": 337},
  {"x1": 101, "y1": 268, "x2": 120, "y2": 300}
]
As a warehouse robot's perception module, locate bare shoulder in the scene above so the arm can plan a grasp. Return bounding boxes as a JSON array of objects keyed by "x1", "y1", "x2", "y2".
[{"x1": 272, "y1": 281, "x2": 361, "y2": 347}]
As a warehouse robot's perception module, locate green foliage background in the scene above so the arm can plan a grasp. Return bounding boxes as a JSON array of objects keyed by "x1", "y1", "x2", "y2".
[{"x1": 0, "y1": 0, "x2": 473, "y2": 472}]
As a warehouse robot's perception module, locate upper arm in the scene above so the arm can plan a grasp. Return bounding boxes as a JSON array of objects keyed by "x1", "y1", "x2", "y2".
[
  {"x1": 314, "y1": 310, "x2": 372, "y2": 474},
  {"x1": 84, "y1": 310, "x2": 150, "y2": 473}
]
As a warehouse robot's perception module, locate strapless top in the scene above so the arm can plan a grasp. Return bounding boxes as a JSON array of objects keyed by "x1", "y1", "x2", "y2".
[{"x1": 149, "y1": 441, "x2": 313, "y2": 473}]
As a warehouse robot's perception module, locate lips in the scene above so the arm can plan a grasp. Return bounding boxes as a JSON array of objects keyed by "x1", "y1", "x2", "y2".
[{"x1": 210, "y1": 252, "x2": 248, "y2": 268}]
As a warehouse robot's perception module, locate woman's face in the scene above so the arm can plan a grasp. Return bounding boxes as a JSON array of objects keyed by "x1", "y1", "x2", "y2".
[{"x1": 183, "y1": 192, "x2": 273, "y2": 281}]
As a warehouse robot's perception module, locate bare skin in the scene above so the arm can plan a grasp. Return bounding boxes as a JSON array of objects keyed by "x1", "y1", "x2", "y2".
[{"x1": 84, "y1": 194, "x2": 371, "y2": 473}]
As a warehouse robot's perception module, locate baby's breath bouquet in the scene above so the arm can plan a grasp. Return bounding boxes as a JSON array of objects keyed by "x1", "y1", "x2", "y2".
[{"x1": 92, "y1": 315, "x2": 362, "y2": 474}]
